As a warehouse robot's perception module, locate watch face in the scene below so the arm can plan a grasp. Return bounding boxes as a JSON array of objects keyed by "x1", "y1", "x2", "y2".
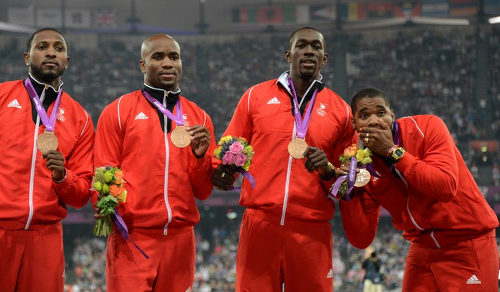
[{"x1": 395, "y1": 149, "x2": 403, "y2": 157}]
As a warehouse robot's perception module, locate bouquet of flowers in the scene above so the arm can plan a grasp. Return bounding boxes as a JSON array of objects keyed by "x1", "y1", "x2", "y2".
[
  {"x1": 92, "y1": 166, "x2": 127, "y2": 237},
  {"x1": 214, "y1": 135, "x2": 255, "y2": 189},
  {"x1": 330, "y1": 144, "x2": 374, "y2": 201}
]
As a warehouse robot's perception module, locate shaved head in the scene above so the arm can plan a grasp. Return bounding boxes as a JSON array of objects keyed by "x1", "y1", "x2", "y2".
[
  {"x1": 140, "y1": 34, "x2": 182, "y2": 91},
  {"x1": 141, "y1": 34, "x2": 178, "y2": 59}
]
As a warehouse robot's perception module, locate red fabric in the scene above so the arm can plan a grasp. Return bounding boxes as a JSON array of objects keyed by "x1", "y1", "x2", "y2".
[
  {"x1": 94, "y1": 89, "x2": 215, "y2": 290},
  {"x1": 93, "y1": 90, "x2": 215, "y2": 232},
  {"x1": 106, "y1": 227, "x2": 196, "y2": 291},
  {"x1": 236, "y1": 209, "x2": 334, "y2": 292},
  {"x1": 342, "y1": 115, "x2": 498, "y2": 249},
  {"x1": 223, "y1": 76, "x2": 355, "y2": 223},
  {"x1": 0, "y1": 80, "x2": 94, "y2": 229},
  {"x1": 402, "y1": 230, "x2": 498, "y2": 292},
  {"x1": 0, "y1": 223, "x2": 64, "y2": 292}
]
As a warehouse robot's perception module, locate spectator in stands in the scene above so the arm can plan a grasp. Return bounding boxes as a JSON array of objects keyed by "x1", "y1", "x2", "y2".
[
  {"x1": 340, "y1": 87, "x2": 499, "y2": 291},
  {"x1": 93, "y1": 34, "x2": 215, "y2": 291},
  {"x1": 362, "y1": 249, "x2": 384, "y2": 292},
  {"x1": 212, "y1": 27, "x2": 355, "y2": 291},
  {"x1": 0, "y1": 28, "x2": 94, "y2": 292}
]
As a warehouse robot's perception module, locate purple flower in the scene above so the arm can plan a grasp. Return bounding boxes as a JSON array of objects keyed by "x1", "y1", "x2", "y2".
[
  {"x1": 223, "y1": 152, "x2": 236, "y2": 165},
  {"x1": 229, "y1": 142, "x2": 244, "y2": 154},
  {"x1": 234, "y1": 153, "x2": 247, "y2": 167}
]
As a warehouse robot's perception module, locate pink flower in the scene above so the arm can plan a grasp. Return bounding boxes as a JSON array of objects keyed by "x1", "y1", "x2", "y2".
[
  {"x1": 234, "y1": 153, "x2": 247, "y2": 167},
  {"x1": 229, "y1": 142, "x2": 243, "y2": 154},
  {"x1": 223, "y1": 152, "x2": 236, "y2": 165}
]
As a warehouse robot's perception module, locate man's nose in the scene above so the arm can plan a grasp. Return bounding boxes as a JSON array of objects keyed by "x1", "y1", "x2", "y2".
[{"x1": 367, "y1": 116, "x2": 379, "y2": 127}]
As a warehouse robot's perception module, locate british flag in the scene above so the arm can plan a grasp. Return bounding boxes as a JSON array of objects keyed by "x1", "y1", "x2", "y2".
[{"x1": 93, "y1": 9, "x2": 116, "y2": 28}]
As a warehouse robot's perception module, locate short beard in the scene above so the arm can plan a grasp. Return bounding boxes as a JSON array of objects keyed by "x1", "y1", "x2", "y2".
[{"x1": 30, "y1": 64, "x2": 65, "y2": 85}]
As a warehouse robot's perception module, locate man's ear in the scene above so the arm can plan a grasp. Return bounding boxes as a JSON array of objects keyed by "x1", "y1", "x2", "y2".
[{"x1": 284, "y1": 50, "x2": 291, "y2": 63}]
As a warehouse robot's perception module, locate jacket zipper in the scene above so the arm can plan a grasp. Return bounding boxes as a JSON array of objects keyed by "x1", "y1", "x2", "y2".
[
  {"x1": 162, "y1": 93, "x2": 173, "y2": 235},
  {"x1": 25, "y1": 89, "x2": 47, "y2": 230},
  {"x1": 25, "y1": 115, "x2": 41, "y2": 230},
  {"x1": 279, "y1": 82, "x2": 315, "y2": 226}
]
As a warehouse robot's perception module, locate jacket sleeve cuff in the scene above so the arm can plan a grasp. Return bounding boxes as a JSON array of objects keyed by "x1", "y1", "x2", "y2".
[
  {"x1": 394, "y1": 151, "x2": 416, "y2": 174},
  {"x1": 190, "y1": 152, "x2": 212, "y2": 172},
  {"x1": 52, "y1": 169, "x2": 73, "y2": 189}
]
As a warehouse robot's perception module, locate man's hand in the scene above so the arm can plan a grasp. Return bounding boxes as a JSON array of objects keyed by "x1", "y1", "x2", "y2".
[
  {"x1": 359, "y1": 119, "x2": 395, "y2": 156},
  {"x1": 188, "y1": 125, "x2": 211, "y2": 158},
  {"x1": 304, "y1": 146, "x2": 335, "y2": 180},
  {"x1": 212, "y1": 164, "x2": 238, "y2": 190},
  {"x1": 42, "y1": 150, "x2": 66, "y2": 181}
]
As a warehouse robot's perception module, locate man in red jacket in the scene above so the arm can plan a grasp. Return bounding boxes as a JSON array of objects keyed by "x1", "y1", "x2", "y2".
[
  {"x1": 93, "y1": 34, "x2": 215, "y2": 291},
  {"x1": 0, "y1": 28, "x2": 94, "y2": 292},
  {"x1": 212, "y1": 27, "x2": 355, "y2": 291},
  {"x1": 340, "y1": 87, "x2": 499, "y2": 291}
]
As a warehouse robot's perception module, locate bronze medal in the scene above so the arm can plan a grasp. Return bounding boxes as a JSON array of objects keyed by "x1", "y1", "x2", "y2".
[
  {"x1": 37, "y1": 131, "x2": 58, "y2": 153},
  {"x1": 354, "y1": 168, "x2": 371, "y2": 187},
  {"x1": 288, "y1": 138, "x2": 308, "y2": 159},
  {"x1": 171, "y1": 126, "x2": 191, "y2": 148}
]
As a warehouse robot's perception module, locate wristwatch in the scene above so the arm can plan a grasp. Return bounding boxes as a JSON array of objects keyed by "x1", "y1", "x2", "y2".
[{"x1": 389, "y1": 146, "x2": 405, "y2": 163}]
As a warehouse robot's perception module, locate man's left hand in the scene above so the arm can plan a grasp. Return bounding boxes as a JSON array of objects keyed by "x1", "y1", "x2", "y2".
[
  {"x1": 188, "y1": 125, "x2": 211, "y2": 158},
  {"x1": 304, "y1": 146, "x2": 334, "y2": 180},
  {"x1": 42, "y1": 150, "x2": 66, "y2": 181}
]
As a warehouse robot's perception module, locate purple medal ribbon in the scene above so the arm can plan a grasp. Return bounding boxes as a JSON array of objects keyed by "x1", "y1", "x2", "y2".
[
  {"x1": 393, "y1": 121, "x2": 401, "y2": 146},
  {"x1": 24, "y1": 78, "x2": 63, "y2": 131},
  {"x1": 142, "y1": 90, "x2": 184, "y2": 126},
  {"x1": 227, "y1": 170, "x2": 256, "y2": 191},
  {"x1": 112, "y1": 209, "x2": 150, "y2": 259},
  {"x1": 287, "y1": 77, "x2": 318, "y2": 139},
  {"x1": 330, "y1": 157, "x2": 357, "y2": 201}
]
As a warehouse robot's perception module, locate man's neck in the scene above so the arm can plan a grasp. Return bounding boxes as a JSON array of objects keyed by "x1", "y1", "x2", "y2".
[
  {"x1": 29, "y1": 72, "x2": 62, "y2": 92},
  {"x1": 290, "y1": 75, "x2": 315, "y2": 98}
]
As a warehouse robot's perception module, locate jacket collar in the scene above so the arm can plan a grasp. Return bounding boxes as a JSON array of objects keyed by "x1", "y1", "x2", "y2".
[{"x1": 276, "y1": 71, "x2": 324, "y2": 99}]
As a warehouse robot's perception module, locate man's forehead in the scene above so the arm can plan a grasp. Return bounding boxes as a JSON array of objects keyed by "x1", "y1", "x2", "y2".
[
  {"x1": 142, "y1": 36, "x2": 179, "y2": 56},
  {"x1": 293, "y1": 30, "x2": 323, "y2": 42},
  {"x1": 33, "y1": 30, "x2": 65, "y2": 43}
]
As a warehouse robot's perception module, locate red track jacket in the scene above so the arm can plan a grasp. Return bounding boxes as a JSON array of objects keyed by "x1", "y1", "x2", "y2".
[
  {"x1": 0, "y1": 79, "x2": 94, "y2": 230},
  {"x1": 223, "y1": 72, "x2": 355, "y2": 224},
  {"x1": 340, "y1": 115, "x2": 498, "y2": 248},
  {"x1": 93, "y1": 89, "x2": 215, "y2": 235}
]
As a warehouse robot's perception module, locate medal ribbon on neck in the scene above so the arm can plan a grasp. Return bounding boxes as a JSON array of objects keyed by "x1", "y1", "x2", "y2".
[
  {"x1": 24, "y1": 78, "x2": 63, "y2": 131},
  {"x1": 287, "y1": 77, "x2": 318, "y2": 139},
  {"x1": 142, "y1": 90, "x2": 184, "y2": 126}
]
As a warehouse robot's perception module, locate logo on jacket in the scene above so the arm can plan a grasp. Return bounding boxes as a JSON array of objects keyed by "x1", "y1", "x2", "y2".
[
  {"x1": 135, "y1": 112, "x2": 149, "y2": 120},
  {"x1": 316, "y1": 102, "x2": 327, "y2": 116},
  {"x1": 7, "y1": 99, "x2": 21, "y2": 109},
  {"x1": 326, "y1": 268, "x2": 334, "y2": 279},
  {"x1": 267, "y1": 97, "x2": 280, "y2": 104},
  {"x1": 182, "y1": 114, "x2": 190, "y2": 126},
  {"x1": 57, "y1": 108, "x2": 66, "y2": 122},
  {"x1": 466, "y1": 275, "x2": 481, "y2": 285}
]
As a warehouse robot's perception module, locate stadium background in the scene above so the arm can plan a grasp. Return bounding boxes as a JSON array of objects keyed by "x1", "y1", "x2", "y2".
[{"x1": 0, "y1": 0, "x2": 499, "y2": 291}]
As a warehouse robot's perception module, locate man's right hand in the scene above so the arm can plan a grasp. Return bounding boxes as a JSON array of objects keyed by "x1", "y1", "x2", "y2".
[{"x1": 212, "y1": 164, "x2": 238, "y2": 190}]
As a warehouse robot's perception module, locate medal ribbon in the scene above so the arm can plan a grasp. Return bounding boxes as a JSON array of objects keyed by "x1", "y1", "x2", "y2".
[
  {"x1": 24, "y1": 78, "x2": 63, "y2": 132},
  {"x1": 142, "y1": 90, "x2": 184, "y2": 126},
  {"x1": 287, "y1": 77, "x2": 318, "y2": 139},
  {"x1": 112, "y1": 210, "x2": 150, "y2": 259}
]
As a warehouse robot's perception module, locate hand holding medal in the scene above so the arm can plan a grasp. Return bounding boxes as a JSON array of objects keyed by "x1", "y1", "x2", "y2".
[{"x1": 142, "y1": 90, "x2": 191, "y2": 148}]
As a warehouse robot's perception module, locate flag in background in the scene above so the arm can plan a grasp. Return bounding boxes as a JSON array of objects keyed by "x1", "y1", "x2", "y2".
[
  {"x1": 422, "y1": 0, "x2": 449, "y2": 17},
  {"x1": 93, "y1": 9, "x2": 116, "y2": 28},
  {"x1": 449, "y1": 0, "x2": 478, "y2": 17}
]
